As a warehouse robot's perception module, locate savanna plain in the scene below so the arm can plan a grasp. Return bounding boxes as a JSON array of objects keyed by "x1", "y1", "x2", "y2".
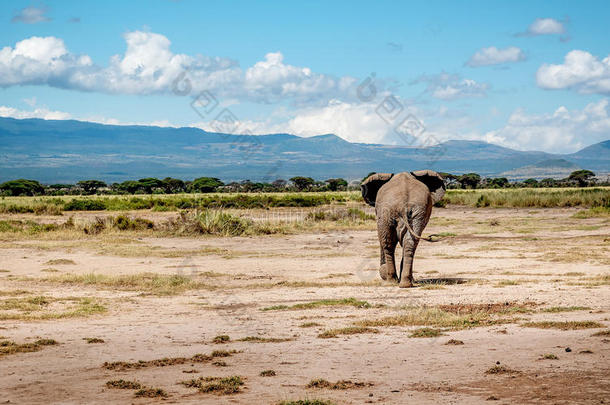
[{"x1": 1, "y1": 189, "x2": 609, "y2": 404}]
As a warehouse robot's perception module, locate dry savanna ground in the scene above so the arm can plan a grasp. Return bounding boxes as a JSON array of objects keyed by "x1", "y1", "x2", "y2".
[{"x1": 1, "y1": 200, "x2": 609, "y2": 404}]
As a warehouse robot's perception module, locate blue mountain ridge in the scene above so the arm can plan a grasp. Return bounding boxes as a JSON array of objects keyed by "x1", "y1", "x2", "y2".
[{"x1": 0, "y1": 117, "x2": 608, "y2": 183}]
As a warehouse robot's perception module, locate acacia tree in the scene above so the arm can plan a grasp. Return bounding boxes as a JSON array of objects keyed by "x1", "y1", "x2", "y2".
[
  {"x1": 568, "y1": 170, "x2": 595, "y2": 187},
  {"x1": 77, "y1": 180, "x2": 107, "y2": 195},
  {"x1": 0, "y1": 179, "x2": 44, "y2": 196},
  {"x1": 523, "y1": 178, "x2": 538, "y2": 188},
  {"x1": 290, "y1": 176, "x2": 314, "y2": 191},
  {"x1": 190, "y1": 177, "x2": 224, "y2": 193},
  {"x1": 325, "y1": 178, "x2": 348, "y2": 191},
  {"x1": 162, "y1": 177, "x2": 185, "y2": 194},
  {"x1": 458, "y1": 173, "x2": 481, "y2": 189}
]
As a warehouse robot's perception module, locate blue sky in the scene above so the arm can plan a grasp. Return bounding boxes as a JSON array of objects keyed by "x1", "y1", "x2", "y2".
[{"x1": 1, "y1": 0, "x2": 609, "y2": 153}]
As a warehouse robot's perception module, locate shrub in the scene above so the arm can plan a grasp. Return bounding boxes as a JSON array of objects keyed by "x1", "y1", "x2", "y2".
[{"x1": 64, "y1": 199, "x2": 106, "y2": 211}]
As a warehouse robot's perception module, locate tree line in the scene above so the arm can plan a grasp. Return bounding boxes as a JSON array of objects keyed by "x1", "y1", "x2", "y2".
[{"x1": 0, "y1": 170, "x2": 605, "y2": 196}]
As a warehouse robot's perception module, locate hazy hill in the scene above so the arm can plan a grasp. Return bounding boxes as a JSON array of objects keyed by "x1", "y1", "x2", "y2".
[{"x1": 0, "y1": 117, "x2": 607, "y2": 183}]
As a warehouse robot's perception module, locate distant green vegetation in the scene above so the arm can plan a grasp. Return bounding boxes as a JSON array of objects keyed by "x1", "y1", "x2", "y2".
[
  {"x1": 0, "y1": 187, "x2": 608, "y2": 214},
  {"x1": 0, "y1": 192, "x2": 361, "y2": 213},
  {"x1": 442, "y1": 187, "x2": 609, "y2": 208}
]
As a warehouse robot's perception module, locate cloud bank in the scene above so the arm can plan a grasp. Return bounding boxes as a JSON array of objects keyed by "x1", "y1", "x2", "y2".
[{"x1": 0, "y1": 32, "x2": 357, "y2": 104}]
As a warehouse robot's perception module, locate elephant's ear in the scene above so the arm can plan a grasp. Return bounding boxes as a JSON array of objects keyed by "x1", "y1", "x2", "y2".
[
  {"x1": 361, "y1": 173, "x2": 393, "y2": 206},
  {"x1": 411, "y1": 170, "x2": 446, "y2": 204}
]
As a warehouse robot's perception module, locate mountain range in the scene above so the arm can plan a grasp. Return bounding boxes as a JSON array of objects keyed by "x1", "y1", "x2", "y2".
[{"x1": 0, "y1": 117, "x2": 608, "y2": 183}]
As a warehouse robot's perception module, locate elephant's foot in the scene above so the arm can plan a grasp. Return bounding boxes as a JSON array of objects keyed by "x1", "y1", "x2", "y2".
[
  {"x1": 379, "y1": 265, "x2": 397, "y2": 282},
  {"x1": 399, "y1": 276, "x2": 415, "y2": 288},
  {"x1": 378, "y1": 265, "x2": 388, "y2": 280}
]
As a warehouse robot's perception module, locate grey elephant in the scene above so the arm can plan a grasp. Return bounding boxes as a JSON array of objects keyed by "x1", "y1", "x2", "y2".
[{"x1": 361, "y1": 171, "x2": 445, "y2": 288}]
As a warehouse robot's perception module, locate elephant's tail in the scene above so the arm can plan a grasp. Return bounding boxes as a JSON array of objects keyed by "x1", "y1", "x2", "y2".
[{"x1": 399, "y1": 211, "x2": 442, "y2": 243}]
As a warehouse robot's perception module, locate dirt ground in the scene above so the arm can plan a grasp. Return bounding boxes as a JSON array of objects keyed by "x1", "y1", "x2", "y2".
[{"x1": 1, "y1": 206, "x2": 609, "y2": 404}]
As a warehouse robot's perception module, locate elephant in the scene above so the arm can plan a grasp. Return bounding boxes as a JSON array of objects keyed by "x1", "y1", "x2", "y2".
[{"x1": 361, "y1": 171, "x2": 445, "y2": 288}]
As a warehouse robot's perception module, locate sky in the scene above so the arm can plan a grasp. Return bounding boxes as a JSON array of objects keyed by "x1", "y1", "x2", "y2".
[{"x1": 1, "y1": 0, "x2": 609, "y2": 153}]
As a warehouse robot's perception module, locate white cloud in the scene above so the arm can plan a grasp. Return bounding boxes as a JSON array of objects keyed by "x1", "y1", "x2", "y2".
[
  {"x1": 412, "y1": 73, "x2": 488, "y2": 100},
  {"x1": 481, "y1": 99, "x2": 610, "y2": 153},
  {"x1": 0, "y1": 36, "x2": 92, "y2": 87},
  {"x1": 0, "y1": 105, "x2": 71, "y2": 120},
  {"x1": 467, "y1": 46, "x2": 526, "y2": 67},
  {"x1": 536, "y1": 50, "x2": 610, "y2": 95},
  {"x1": 11, "y1": 5, "x2": 51, "y2": 24},
  {"x1": 0, "y1": 32, "x2": 358, "y2": 104},
  {"x1": 527, "y1": 18, "x2": 565, "y2": 35}
]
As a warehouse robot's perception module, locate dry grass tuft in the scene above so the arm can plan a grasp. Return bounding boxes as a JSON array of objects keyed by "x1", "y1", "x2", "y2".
[
  {"x1": 540, "y1": 306, "x2": 590, "y2": 313},
  {"x1": 181, "y1": 375, "x2": 245, "y2": 395},
  {"x1": 45, "y1": 259, "x2": 76, "y2": 265},
  {"x1": 485, "y1": 365, "x2": 519, "y2": 375},
  {"x1": 0, "y1": 338, "x2": 58, "y2": 356},
  {"x1": 84, "y1": 337, "x2": 105, "y2": 344},
  {"x1": 103, "y1": 350, "x2": 238, "y2": 371},
  {"x1": 299, "y1": 322, "x2": 323, "y2": 328},
  {"x1": 409, "y1": 328, "x2": 445, "y2": 338},
  {"x1": 39, "y1": 272, "x2": 214, "y2": 295},
  {"x1": 212, "y1": 335, "x2": 230, "y2": 344},
  {"x1": 236, "y1": 336, "x2": 293, "y2": 343},
  {"x1": 106, "y1": 380, "x2": 142, "y2": 389},
  {"x1": 318, "y1": 326, "x2": 378, "y2": 339},
  {"x1": 356, "y1": 306, "x2": 511, "y2": 330},
  {"x1": 260, "y1": 369, "x2": 276, "y2": 377},
  {"x1": 261, "y1": 298, "x2": 371, "y2": 311},
  {"x1": 539, "y1": 353, "x2": 559, "y2": 360},
  {"x1": 445, "y1": 339, "x2": 464, "y2": 345},
  {"x1": 591, "y1": 329, "x2": 610, "y2": 337},
  {"x1": 0, "y1": 295, "x2": 106, "y2": 320},
  {"x1": 306, "y1": 378, "x2": 372, "y2": 389},
  {"x1": 134, "y1": 388, "x2": 169, "y2": 398},
  {"x1": 521, "y1": 321, "x2": 604, "y2": 330}
]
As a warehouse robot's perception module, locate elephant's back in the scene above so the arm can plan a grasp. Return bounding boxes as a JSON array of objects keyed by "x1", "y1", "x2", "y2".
[{"x1": 376, "y1": 172, "x2": 430, "y2": 207}]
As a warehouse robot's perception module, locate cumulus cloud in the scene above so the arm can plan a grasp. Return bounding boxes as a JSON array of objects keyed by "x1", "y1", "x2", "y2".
[
  {"x1": 536, "y1": 50, "x2": 610, "y2": 95},
  {"x1": 466, "y1": 46, "x2": 526, "y2": 67},
  {"x1": 526, "y1": 18, "x2": 565, "y2": 35},
  {"x1": 481, "y1": 99, "x2": 610, "y2": 153},
  {"x1": 0, "y1": 32, "x2": 358, "y2": 104},
  {"x1": 412, "y1": 73, "x2": 488, "y2": 100},
  {"x1": 11, "y1": 5, "x2": 51, "y2": 24}
]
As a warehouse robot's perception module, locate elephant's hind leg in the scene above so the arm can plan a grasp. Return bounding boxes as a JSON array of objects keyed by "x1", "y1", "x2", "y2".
[
  {"x1": 378, "y1": 225, "x2": 398, "y2": 281},
  {"x1": 398, "y1": 213, "x2": 426, "y2": 288}
]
